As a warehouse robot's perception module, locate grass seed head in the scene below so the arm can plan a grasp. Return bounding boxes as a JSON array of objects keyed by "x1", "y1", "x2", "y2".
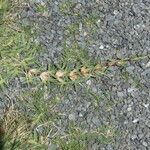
[
  {"x1": 80, "y1": 66, "x2": 90, "y2": 77},
  {"x1": 94, "y1": 64, "x2": 102, "y2": 72},
  {"x1": 55, "y1": 70, "x2": 65, "y2": 78},
  {"x1": 108, "y1": 60, "x2": 117, "y2": 66},
  {"x1": 28, "y1": 69, "x2": 39, "y2": 77},
  {"x1": 69, "y1": 69, "x2": 78, "y2": 81},
  {"x1": 40, "y1": 71, "x2": 50, "y2": 82}
]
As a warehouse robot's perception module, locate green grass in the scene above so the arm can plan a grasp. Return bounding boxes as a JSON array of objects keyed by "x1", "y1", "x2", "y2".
[
  {"x1": 0, "y1": 0, "x2": 42, "y2": 89},
  {"x1": 59, "y1": 1, "x2": 74, "y2": 15},
  {"x1": 53, "y1": 123, "x2": 116, "y2": 150},
  {"x1": 34, "y1": 2, "x2": 49, "y2": 15},
  {"x1": 60, "y1": 42, "x2": 94, "y2": 69},
  {"x1": 1, "y1": 87, "x2": 116, "y2": 150},
  {"x1": 0, "y1": 0, "x2": 10, "y2": 20},
  {"x1": 0, "y1": 0, "x2": 149, "y2": 150},
  {"x1": 0, "y1": 26, "x2": 39, "y2": 85}
]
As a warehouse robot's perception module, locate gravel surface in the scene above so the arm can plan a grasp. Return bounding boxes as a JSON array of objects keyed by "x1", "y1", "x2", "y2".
[{"x1": 1, "y1": 0, "x2": 150, "y2": 149}]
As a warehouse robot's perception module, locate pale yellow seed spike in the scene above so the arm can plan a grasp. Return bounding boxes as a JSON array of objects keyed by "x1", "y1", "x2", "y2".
[
  {"x1": 55, "y1": 70, "x2": 65, "y2": 78},
  {"x1": 117, "y1": 60, "x2": 127, "y2": 66},
  {"x1": 28, "y1": 69, "x2": 39, "y2": 77},
  {"x1": 80, "y1": 66, "x2": 90, "y2": 77},
  {"x1": 94, "y1": 64, "x2": 102, "y2": 72},
  {"x1": 69, "y1": 69, "x2": 78, "y2": 81},
  {"x1": 40, "y1": 71, "x2": 49, "y2": 82},
  {"x1": 108, "y1": 59, "x2": 117, "y2": 66},
  {"x1": 55, "y1": 70, "x2": 65, "y2": 83}
]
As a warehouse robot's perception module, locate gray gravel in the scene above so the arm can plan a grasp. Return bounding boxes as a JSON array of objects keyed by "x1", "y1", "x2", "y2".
[{"x1": 1, "y1": 0, "x2": 150, "y2": 149}]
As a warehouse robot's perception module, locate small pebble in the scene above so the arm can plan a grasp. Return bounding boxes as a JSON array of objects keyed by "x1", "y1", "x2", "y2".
[
  {"x1": 86, "y1": 80, "x2": 92, "y2": 86},
  {"x1": 79, "y1": 23, "x2": 82, "y2": 32},
  {"x1": 97, "y1": 19, "x2": 101, "y2": 23},
  {"x1": 124, "y1": 121, "x2": 128, "y2": 124},
  {"x1": 113, "y1": 10, "x2": 119, "y2": 15},
  {"x1": 127, "y1": 107, "x2": 132, "y2": 111},
  {"x1": 79, "y1": 113, "x2": 83, "y2": 117},
  {"x1": 131, "y1": 135, "x2": 137, "y2": 140},
  {"x1": 132, "y1": 118, "x2": 139, "y2": 123},
  {"x1": 99, "y1": 45, "x2": 104, "y2": 49},
  {"x1": 85, "y1": 102, "x2": 91, "y2": 108},
  {"x1": 145, "y1": 61, "x2": 150, "y2": 68},
  {"x1": 41, "y1": 1, "x2": 45, "y2": 6},
  {"x1": 117, "y1": 91, "x2": 124, "y2": 97},
  {"x1": 143, "y1": 103, "x2": 149, "y2": 108},
  {"x1": 83, "y1": 32, "x2": 88, "y2": 36},
  {"x1": 69, "y1": 114, "x2": 76, "y2": 120},
  {"x1": 142, "y1": 141, "x2": 148, "y2": 147},
  {"x1": 127, "y1": 87, "x2": 138, "y2": 93}
]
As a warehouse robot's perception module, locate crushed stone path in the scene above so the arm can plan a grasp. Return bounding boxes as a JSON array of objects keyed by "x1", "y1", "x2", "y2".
[{"x1": 1, "y1": 0, "x2": 150, "y2": 149}]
